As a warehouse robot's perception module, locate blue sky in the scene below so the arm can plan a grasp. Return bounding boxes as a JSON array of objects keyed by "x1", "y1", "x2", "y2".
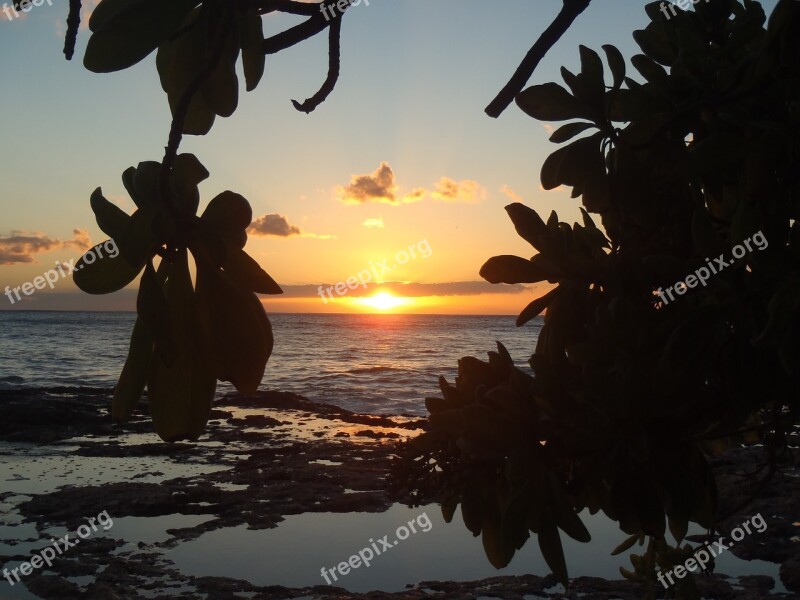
[{"x1": 0, "y1": 0, "x2": 781, "y2": 312}]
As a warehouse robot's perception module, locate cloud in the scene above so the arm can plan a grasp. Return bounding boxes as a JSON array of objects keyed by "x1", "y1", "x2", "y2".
[
  {"x1": 404, "y1": 188, "x2": 427, "y2": 203},
  {"x1": 279, "y1": 281, "x2": 531, "y2": 298},
  {"x1": 431, "y1": 178, "x2": 486, "y2": 204},
  {"x1": 249, "y1": 214, "x2": 301, "y2": 237},
  {"x1": 362, "y1": 218, "x2": 384, "y2": 229},
  {"x1": 337, "y1": 162, "x2": 406, "y2": 205},
  {"x1": 248, "y1": 214, "x2": 333, "y2": 239},
  {"x1": 337, "y1": 162, "x2": 485, "y2": 206},
  {"x1": 0, "y1": 229, "x2": 92, "y2": 265}
]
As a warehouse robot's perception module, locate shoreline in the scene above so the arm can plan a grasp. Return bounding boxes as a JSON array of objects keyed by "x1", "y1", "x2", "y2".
[{"x1": 0, "y1": 388, "x2": 797, "y2": 599}]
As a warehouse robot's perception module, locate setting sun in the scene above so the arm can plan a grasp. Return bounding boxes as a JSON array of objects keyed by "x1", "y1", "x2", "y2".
[{"x1": 359, "y1": 291, "x2": 408, "y2": 311}]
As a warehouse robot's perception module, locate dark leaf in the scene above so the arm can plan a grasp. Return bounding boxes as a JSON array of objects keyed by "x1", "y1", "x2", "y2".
[
  {"x1": 90, "y1": 187, "x2": 129, "y2": 240},
  {"x1": 85, "y1": 0, "x2": 199, "y2": 73},
  {"x1": 517, "y1": 83, "x2": 587, "y2": 122},
  {"x1": 480, "y1": 255, "x2": 552, "y2": 284},
  {"x1": 73, "y1": 241, "x2": 143, "y2": 295}
]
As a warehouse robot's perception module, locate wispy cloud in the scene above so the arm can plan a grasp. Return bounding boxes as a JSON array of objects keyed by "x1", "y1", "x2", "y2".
[
  {"x1": 0, "y1": 229, "x2": 91, "y2": 265},
  {"x1": 280, "y1": 281, "x2": 531, "y2": 298},
  {"x1": 500, "y1": 185, "x2": 525, "y2": 203},
  {"x1": 362, "y1": 217, "x2": 384, "y2": 229},
  {"x1": 431, "y1": 177, "x2": 486, "y2": 204}
]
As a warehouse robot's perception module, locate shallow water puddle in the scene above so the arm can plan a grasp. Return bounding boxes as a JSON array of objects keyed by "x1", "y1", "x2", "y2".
[{"x1": 168, "y1": 504, "x2": 786, "y2": 594}]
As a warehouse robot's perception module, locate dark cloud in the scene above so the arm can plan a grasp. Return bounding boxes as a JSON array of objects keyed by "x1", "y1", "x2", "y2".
[
  {"x1": 280, "y1": 281, "x2": 531, "y2": 298},
  {"x1": 0, "y1": 229, "x2": 92, "y2": 265},
  {"x1": 248, "y1": 214, "x2": 302, "y2": 237}
]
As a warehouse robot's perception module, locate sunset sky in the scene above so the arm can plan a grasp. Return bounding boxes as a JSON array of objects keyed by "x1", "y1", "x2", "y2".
[{"x1": 0, "y1": 0, "x2": 780, "y2": 314}]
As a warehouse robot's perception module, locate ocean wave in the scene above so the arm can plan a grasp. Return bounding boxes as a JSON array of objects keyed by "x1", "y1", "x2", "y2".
[
  {"x1": 0, "y1": 384, "x2": 114, "y2": 395},
  {"x1": 347, "y1": 366, "x2": 402, "y2": 374}
]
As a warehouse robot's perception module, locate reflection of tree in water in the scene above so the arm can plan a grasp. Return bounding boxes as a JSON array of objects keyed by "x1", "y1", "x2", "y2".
[{"x1": 395, "y1": 2, "x2": 800, "y2": 598}]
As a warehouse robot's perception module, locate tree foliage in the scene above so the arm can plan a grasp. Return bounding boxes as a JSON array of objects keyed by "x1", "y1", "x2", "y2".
[{"x1": 396, "y1": 1, "x2": 800, "y2": 597}]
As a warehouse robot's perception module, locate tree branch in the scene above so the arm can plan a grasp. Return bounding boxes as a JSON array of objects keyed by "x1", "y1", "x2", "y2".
[
  {"x1": 262, "y1": 0, "x2": 348, "y2": 54},
  {"x1": 248, "y1": 0, "x2": 318, "y2": 16},
  {"x1": 485, "y1": 0, "x2": 592, "y2": 118},
  {"x1": 292, "y1": 17, "x2": 342, "y2": 113},
  {"x1": 64, "y1": 0, "x2": 82, "y2": 60}
]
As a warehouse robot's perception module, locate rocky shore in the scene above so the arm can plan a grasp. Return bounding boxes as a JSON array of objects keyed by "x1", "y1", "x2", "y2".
[{"x1": 0, "y1": 388, "x2": 797, "y2": 599}]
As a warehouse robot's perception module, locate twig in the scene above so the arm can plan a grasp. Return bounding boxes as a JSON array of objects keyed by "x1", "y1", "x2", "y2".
[
  {"x1": 64, "y1": 0, "x2": 82, "y2": 60},
  {"x1": 249, "y1": 0, "x2": 318, "y2": 16},
  {"x1": 485, "y1": 0, "x2": 592, "y2": 118},
  {"x1": 262, "y1": 0, "x2": 348, "y2": 54},
  {"x1": 292, "y1": 18, "x2": 342, "y2": 113}
]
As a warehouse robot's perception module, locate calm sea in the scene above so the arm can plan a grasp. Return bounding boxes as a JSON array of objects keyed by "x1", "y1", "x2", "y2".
[{"x1": 0, "y1": 312, "x2": 540, "y2": 415}]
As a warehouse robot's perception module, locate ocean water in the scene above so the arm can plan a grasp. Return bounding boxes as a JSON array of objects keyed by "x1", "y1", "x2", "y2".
[{"x1": 0, "y1": 311, "x2": 540, "y2": 415}]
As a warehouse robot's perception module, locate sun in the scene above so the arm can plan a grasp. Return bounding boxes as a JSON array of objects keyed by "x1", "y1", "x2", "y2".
[{"x1": 360, "y1": 291, "x2": 407, "y2": 312}]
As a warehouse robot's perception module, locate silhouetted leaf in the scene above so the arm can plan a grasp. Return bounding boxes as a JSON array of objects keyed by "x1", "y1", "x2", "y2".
[
  {"x1": 505, "y1": 203, "x2": 551, "y2": 253},
  {"x1": 222, "y1": 248, "x2": 283, "y2": 294},
  {"x1": 156, "y1": 8, "x2": 217, "y2": 135},
  {"x1": 611, "y1": 533, "x2": 640, "y2": 556},
  {"x1": 113, "y1": 316, "x2": 152, "y2": 422},
  {"x1": 517, "y1": 83, "x2": 586, "y2": 121},
  {"x1": 480, "y1": 255, "x2": 551, "y2": 284},
  {"x1": 549, "y1": 122, "x2": 595, "y2": 144},
  {"x1": 202, "y1": 20, "x2": 240, "y2": 118},
  {"x1": 85, "y1": 0, "x2": 199, "y2": 73},
  {"x1": 202, "y1": 191, "x2": 253, "y2": 231},
  {"x1": 137, "y1": 260, "x2": 175, "y2": 365},
  {"x1": 90, "y1": 187, "x2": 129, "y2": 239},
  {"x1": 73, "y1": 241, "x2": 143, "y2": 295},
  {"x1": 517, "y1": 288, "x2": 558, "y2": 326},
  {"x1": 148, "y1": 250, "x2": 216, "y2": 442},
  {"x1": 603, "y1": 44, "x2": 626, "y2": 90},
  {"x1": 196, "y1": 262, "x2": 273, "y2": 394},
  {"x1": 171, "y1": 153, "x2": 209, "y2": 215},
  {"x1": 240, "y1": 9, "x2": 265, "y2": 92},
  {"x1": 538, "y1": 520, "x2": 569, "y2": 586},
  {"x1": 579, "y1": 45, "x2": 604, "y2": 93}
]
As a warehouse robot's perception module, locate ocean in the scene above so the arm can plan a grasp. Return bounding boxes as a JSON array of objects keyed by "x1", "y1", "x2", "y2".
[{"x1": 0, "y1": 311, "x2": 540, "y2": 415}]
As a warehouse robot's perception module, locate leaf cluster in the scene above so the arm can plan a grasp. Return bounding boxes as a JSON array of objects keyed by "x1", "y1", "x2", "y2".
[{"x1": 403, "y1": 1, "x2": 800, "y2": 595}]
